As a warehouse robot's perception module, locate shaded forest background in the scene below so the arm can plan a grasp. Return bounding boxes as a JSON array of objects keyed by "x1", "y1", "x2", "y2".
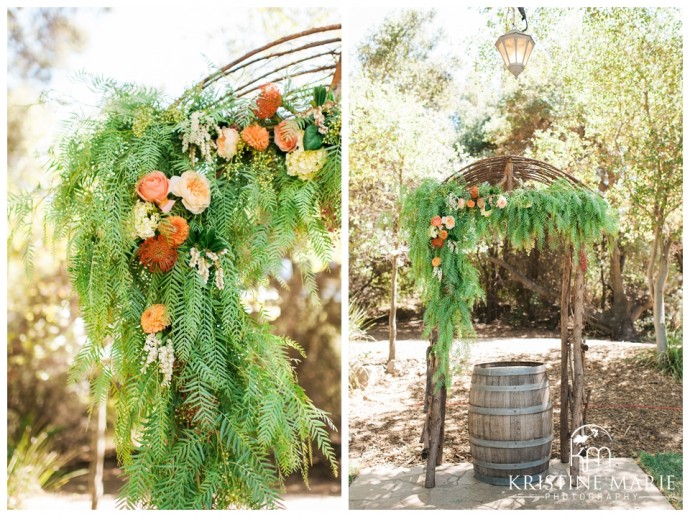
[{"x1": 349, "y1": 8, "x2": 682, "y2": 354}]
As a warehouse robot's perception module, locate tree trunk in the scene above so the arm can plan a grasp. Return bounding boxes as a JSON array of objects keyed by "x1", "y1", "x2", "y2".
[
  {"x1": 89, "y1": 400, "x2": 106, "y2": 510},
  {"x1": 653, "y1": 239, "x2": 671, "y2": 358},
  {"x1": 609, "y1": 239, "x2": 638, "y2": 340},
  {"x1": 388, "y1": 254, "x2": 398, "y2": 364}
]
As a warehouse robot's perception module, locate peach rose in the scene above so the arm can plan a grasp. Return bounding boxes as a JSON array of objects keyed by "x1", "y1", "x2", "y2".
[
  {"x1": 432, "y1": 257, "x2": 442, "y2": 267},
  {"x1": 497, "y1": 195, "x2": 507, "y2": 209},
  {"x1": 169, "y1": 170, "x2": 211, "y2": 215},
  {"x1": 442, "y1": 215, "x2": 455, "y2": 229},
  {"x1": 274, "y1": 120, "x2": 300, "y2": 152},
  {"x1": 477, "y1": 198, "x2": 486, "y2": 209},
  {"x1": 439, "y1": 230, "x2": 449, "y2": 240},
  {"x1": 217, "y1": 127, "x2": 240, "y2": 160},
  {"x1": 431, "y1": 215, "x2": 442, "y2": 227},
  {"x1": 457, "y1": 198, "x2": 466, "y2": 209},
  {"x1": 137, "y1": 171, "x2": 170, "y2": 205},
  {"x1": 467, "y1": 199, "x2": 476, "y2": 208}
]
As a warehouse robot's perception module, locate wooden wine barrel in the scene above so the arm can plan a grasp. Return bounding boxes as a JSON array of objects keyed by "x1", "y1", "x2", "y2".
[{"x1": 468, "y1": 361, "x2": 553, "y2": 486}]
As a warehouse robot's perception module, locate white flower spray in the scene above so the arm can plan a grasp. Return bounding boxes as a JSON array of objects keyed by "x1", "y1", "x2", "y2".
[
  {"x1": 181, "y1": 111, "x2": 218, "y2": 163},
  {"x1": 142, "y1": 334, "x2": 175, "y2": 387},
  {"x1": 189, "y1": 247, "x2": 228, "y2": 289}
]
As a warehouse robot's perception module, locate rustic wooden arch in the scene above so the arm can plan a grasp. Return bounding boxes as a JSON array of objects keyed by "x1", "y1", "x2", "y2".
[
  {"x1": 191, "y1": 24, "x2": 342, "y2": 99},
  {"x1": 422, "y1": 155, "x2": 591, "y2": 488}
]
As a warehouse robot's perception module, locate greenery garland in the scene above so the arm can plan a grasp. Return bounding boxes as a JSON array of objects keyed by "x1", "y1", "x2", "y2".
[
  {"x1": 47, "y1": 76, "x2": 340, "y2": 509},
  {"x1": 402, "y1": 178, "x2": 616, "y2": 387}
]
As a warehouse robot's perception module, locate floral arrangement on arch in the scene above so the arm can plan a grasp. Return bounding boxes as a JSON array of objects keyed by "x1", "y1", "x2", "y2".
[
  {"x1": 402, "y1": 178, "x2": 615, "y2": 390},
  {"x1": 47, "y1": 76, "x2": 341, "y2": 509}
]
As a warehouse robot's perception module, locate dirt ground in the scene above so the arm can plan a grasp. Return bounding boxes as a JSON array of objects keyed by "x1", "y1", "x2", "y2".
[{"x1": 348, "y1": 324, "x2": 683, "y2": 472}]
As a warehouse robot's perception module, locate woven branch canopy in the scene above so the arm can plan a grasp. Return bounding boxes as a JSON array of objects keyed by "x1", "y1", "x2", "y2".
[
  {"x1": 194, "y1": 24, "x2": 341, "y2": 98},
  {"x1": 446, "y1": 155, "x2": 587, "y2": 191}
]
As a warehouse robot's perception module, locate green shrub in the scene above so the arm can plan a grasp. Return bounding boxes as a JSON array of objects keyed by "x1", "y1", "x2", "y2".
[{"x1": 7, "y1": 427, "x2": 86, "y2": 509}]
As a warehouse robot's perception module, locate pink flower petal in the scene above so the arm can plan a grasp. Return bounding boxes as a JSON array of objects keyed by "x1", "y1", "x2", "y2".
[{"x1": 158, "y1": 199, "x2": 176, "y2": 213}]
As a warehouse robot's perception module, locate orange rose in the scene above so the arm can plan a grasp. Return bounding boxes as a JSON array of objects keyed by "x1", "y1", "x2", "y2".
[
  {"x1": 431, "y1": 237, "x2": 444, "y2": 249},
  {"x1": 439, "y1": 230, "x2": 448, "y2": 240},
  {"x1": 470, "y1": 186, "x2": 479, "y2": 199},
  {"x1": 432, "y1": 257, "x2": 442, "y2": 267},
  {"x1": 274, "y1": 120, "x2": 300, "y2": 152},
  {"x1": 431, "y1": 215, "x2": 442, "y2": 227},
  {"x1": 137, "y1": 171, "x2": 170, "y2": 205},
  {"x1": 467, "y1": 199, "x2": 476, "y2": 208}
]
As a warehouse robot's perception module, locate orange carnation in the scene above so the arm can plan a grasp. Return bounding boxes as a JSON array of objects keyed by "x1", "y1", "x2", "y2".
[
  {"x1": 431, "y1": 215, "x2": 443, "y2": 227},
  {"x1": 241, "y1": 124, "x2": 270, "y2": 151},
  {"x1": 141, "y1": 304, "x2": 170, "y2": 334},
  {"x1": 254, "y1": 83, "x2": 282, "y2": 119},
  {"x1": 467, "y1": 199, "x2": 476, "y2": 208},
  {"x1": 138, "y1": 235, "x2": 178, "y2": 273},
  {"x1": 432, "y1": 257, "x2": 442, "y2": 267},
  {"x1": 470, "y1": 186, "x2": 479, "y2": 199},
  {"x1": 159, "y1": 216, "x2": 189, "y2": 247},
  {"x1": 431, "y1": 237, "x2": 444, "y2": 249},
  {"x1": 439, "y1": 230, "x2": 448, "y2": 240}
]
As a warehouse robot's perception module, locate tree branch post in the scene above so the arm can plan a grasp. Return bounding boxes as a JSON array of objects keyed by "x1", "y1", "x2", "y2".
[
  {"x1": 424, "y1": 329, "x2": 446, "y2": 488},
  {"x1": 569, "y1": 246, "x2": 586, "y2": 486},
  {"x1": 560, "y1": 247, "x2": 573, "y2": 463}
]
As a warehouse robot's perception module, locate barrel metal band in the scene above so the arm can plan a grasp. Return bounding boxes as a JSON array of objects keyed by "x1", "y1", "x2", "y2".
[
  {"x1": 469, "y1": 434, "x2": 553, "y2": 449},
  {"x1": 473, "y1": 456, "x2": 551, "y2": 470},
  {"x1": 473, "y1": 365, "x2": 546, "y2": 375},
  {"x1": 468, "y1": 402, "x2": 552, "y2": 416},
  {"x1": 472, "y1": 382, "x2": 548, "y2": 392}
]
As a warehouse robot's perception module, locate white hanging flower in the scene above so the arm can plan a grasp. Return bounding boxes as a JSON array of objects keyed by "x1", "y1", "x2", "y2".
[
  {"x1": 189, "y1": 246, "x2": 227, "y2": 289},
  {"x1": 447, "y1": 193, "x2": 458, "y2": 211}
]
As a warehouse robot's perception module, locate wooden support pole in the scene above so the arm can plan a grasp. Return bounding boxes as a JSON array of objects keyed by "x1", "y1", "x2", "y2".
[
  {"x1": 424, "y1": 330, "x2": 447, "y2": 488},
  {"x1": 559, "y1": 248, "x2": 572, "y2": 463},
  {"x1": 569, "y1": 246, "x2": 586, "y2": 485}
]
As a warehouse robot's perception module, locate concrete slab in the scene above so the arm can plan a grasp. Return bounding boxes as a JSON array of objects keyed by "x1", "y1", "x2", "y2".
[{"x1": 349, "y1": 458, "x2": 675, "y2": 510}]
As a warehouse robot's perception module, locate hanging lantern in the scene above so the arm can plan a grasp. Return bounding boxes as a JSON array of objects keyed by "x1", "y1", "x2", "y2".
[{"x1": 495, "y1": 8, "x2": 536, "y2": 78}]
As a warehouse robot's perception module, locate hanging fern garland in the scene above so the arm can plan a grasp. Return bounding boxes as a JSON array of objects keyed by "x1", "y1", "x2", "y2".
[
  {"x1": 48, "y1": 78, "x2": 340, "y2": 509},
  {"x1": 402, "y1": 178, "x2": 616, "y2": 388}
]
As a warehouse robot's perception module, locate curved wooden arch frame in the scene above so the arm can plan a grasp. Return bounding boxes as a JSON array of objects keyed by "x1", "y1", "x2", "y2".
[
  {"x1": 197, "y1": 24, "x2": 342, "y2": 99},
  {"x1": 423, "y1": 155, "x2": 590, "y2": 489}
]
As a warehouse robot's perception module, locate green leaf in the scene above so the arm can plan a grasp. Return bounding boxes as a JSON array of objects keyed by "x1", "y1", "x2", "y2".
[{"x1": 303, "y1": 125, "x2": 323, "y2": 150}]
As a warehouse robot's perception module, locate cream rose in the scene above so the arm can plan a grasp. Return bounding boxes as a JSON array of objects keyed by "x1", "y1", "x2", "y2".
[
  {"x1": 216, "y1": 127, "x2": 240, "y2": 160},
  {"x1": 169, "y1": 170, "x2": 211, "y2": 215}
]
